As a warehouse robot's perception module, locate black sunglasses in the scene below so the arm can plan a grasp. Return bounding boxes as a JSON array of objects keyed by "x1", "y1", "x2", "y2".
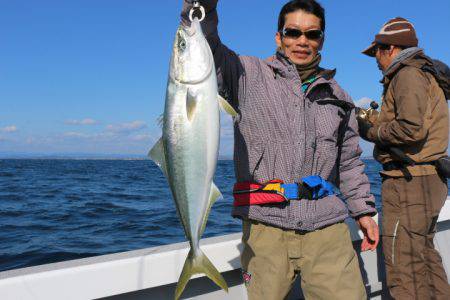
[
  {"x1": 368, "y1": 43, "x2": 391, "y2": 56},
  {"x1": 281, "y1": 28, "x2": 323, "y2": 40}
]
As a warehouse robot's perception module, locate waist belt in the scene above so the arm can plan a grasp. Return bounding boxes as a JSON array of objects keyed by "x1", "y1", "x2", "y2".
[
  {"x1": 233, "y1": 177, "x2": 335, "y2": 207},
  {"x1": 382, "y1": 161, "x2": 437, "y2": 170},
  {"x1": 382, "y1": 161, "x2": 437, "y2": 180}
]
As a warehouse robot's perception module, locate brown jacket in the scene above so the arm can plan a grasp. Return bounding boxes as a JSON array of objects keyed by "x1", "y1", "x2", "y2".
[{"x1": 368, "y1": 51, "x2": 449, "y2": 177}]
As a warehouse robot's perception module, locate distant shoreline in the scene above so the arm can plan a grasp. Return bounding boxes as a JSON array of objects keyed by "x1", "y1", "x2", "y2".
[{"x1": 0, "y1": 155, "x2": 375, "y2": 161}]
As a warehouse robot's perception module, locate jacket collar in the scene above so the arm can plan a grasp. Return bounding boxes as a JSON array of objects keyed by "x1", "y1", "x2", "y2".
[
  {"x1": 381, "y1": 49, "x2": 434, "y2": 85},
  {"x1": 265, "y1": 50, "x2": 297, "y2": 79},
  {"x1": 266, "y1": 50, "x2": 336, "y2": 83}
]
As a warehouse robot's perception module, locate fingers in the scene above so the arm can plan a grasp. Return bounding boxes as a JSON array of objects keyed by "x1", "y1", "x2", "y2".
[
  {"x1": 370, "y1": 223, "x2": 380, "y2": 249},
  {"x1": 365, "y1": 221, "x2": 380, "y2": 251},
  {"x1": 361, "y1": 236, "x2": 370, "y2": 252},
  {"x1": 358, "y1": 217, "x2": 380, "y2": 252}
]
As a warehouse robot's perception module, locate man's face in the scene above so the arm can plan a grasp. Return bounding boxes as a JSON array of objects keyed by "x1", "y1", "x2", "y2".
[
  {"x1": 375, "y1": 46, "x2": 393, "y2": 72},
  {"x1": 276, "y1": 10, "x2": 324, "y2": 65}
]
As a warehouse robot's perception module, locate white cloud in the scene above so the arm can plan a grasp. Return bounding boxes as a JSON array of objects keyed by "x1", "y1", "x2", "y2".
[
  {"x1": 130, "y1": 133, "x2": 152, "y2": 142},
  {"x1": 24, "y1": 136, "x2": 55, "y2": 145},
  {"x1": 62, "y1": 132, "x2": 90, "y2": 138},
  {"x1": 106, "y1": 121, "x2": 147, "y2": 134},
  {"x1": 59, "y1": 128, "x2": 153, "y2": 145},
  {"x1": 1, "y1": 125, "x2": 18, "y2": 133},
  {"x1": 65, "y1": 118, "x2": 98, "y2": 125},
  {"x1": 0, "y1": 128, "x2": 157, "y2": 155},
  {"x1": 355, "y1": 97, "x2": 375, "y2": 108}
]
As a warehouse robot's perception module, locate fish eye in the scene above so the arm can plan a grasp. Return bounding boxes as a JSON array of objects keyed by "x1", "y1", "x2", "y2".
[{"x1": 179, "y1": 40, "x2": 186, "y2": 51}]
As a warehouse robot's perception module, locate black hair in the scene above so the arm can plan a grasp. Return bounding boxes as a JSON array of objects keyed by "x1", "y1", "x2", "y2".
[
  {"x1": 378, "y1": 43, "x2": 409, "y2": 51},
  {"x1": 277, "y1": 0, "x2": 325, "y2": 32}
]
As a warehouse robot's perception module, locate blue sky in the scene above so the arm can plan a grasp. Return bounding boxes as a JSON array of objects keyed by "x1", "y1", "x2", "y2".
[{"x1": 0, "y1": 0, "x2": 449, "y2": 157}]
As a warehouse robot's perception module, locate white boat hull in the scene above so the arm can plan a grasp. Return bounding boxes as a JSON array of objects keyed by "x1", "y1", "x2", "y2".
[{"x1": 1, "y1": 197, "x2": 450, "y2": 300}]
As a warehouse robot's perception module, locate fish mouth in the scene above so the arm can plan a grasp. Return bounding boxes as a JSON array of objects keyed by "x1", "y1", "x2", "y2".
[
  {"x1": 178, "y1": 18, "x2": 199, "y2": 37},
  {"x1": 188, "y1": 18, "x2": 202, "y2": 35},
  {"x1": 185, "y1": 21, "x2": 197, "y2": 36}
]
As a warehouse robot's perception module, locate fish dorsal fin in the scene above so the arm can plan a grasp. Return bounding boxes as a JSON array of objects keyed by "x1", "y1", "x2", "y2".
[
  {"x1": 148, "y1": 137, "x2": 168, "y2": 177},
  {"x1": 218, "y1": 95, "x2": 238, "y2": 117},
  {"x1": 200, "y1": 182, "x2": 223, "y2": 236},
  {"x1": 186, "y1": 89, "x2": 198, "y2": 122},
  {"x1": 156, "y1": 114, "x2": 164, "y2": 128}
]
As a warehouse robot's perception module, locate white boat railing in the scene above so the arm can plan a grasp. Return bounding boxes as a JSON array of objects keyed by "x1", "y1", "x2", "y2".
[{"x1": 1, "y1": 197, "x2": 449, "y2": 300}]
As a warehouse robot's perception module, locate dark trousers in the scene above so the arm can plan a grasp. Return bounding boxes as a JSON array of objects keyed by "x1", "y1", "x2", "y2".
[{"x1": 381, "y1": 174, "x2": 450, "y2": 299}]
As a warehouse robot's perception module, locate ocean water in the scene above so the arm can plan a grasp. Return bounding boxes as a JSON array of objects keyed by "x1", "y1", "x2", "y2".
[{"x1": 0, "y1": 159, "x2": 447, "y2": 273}]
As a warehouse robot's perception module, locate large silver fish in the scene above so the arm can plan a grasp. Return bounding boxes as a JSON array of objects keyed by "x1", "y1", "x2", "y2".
[{"x1": 149, "y1": 18, "x2": 237, "y2": 299}]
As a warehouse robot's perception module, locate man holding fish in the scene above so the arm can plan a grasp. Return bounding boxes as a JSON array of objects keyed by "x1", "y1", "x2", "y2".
[{"x1": 155, "y1": 0, "x2": 380, "y2": 299}]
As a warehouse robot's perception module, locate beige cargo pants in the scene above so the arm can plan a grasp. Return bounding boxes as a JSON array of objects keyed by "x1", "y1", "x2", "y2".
[{"x1": 240, "y1": 221, "x2": 366, "y2": 300}]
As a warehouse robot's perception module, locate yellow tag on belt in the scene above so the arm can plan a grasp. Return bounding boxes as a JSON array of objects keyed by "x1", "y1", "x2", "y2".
[{"x1": 263, "y1": 183, "x2": 284, "y2": 194}]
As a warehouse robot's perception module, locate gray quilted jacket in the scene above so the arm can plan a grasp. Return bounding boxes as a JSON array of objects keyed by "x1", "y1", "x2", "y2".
[{"x1": 182, "y1": 1, "x2": 376, "y2": 231}]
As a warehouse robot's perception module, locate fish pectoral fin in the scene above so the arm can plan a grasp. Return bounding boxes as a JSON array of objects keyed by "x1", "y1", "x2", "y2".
[
  {"x1": 175, "y1": 248, "x2": 228, "y2": 300},
  {"x1": 218, "y1": 95, "x2": 238, "y2": 117},
  {"x1": 186, "y1": 89, "x2": 198, "y2": 122},
  {"x1": 209, "y1": 182, "x2": 223, "y2": 204},
  {"x1": 148, "y1": 137, "x2": 168, "y2": 177}
]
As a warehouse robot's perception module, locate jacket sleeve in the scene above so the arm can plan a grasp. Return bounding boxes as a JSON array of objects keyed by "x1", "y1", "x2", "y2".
[
  {"x1": 181, "y1": 0, "x2": 246, "y2": 109},
  {"x1": 339, "y1": 93, "x2": 377, "y2": 218},
  {"x1": 370, "y1": 67, "x2": 430, "y2": 145}
]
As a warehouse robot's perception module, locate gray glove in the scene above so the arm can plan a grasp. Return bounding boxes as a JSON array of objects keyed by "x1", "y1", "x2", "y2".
[{"x1": 357, "y1": 117, "x2": 374, "y2": 142}]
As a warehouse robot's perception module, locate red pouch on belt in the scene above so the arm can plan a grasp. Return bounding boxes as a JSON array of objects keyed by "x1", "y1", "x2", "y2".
[{"x1": 233, "y1": 179, "x2": 287, "y2": 206}]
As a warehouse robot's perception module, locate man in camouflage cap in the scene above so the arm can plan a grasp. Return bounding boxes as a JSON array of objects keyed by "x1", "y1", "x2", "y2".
[{"x1": 360, "y1": 17, "x2": 450, "y2": 299}]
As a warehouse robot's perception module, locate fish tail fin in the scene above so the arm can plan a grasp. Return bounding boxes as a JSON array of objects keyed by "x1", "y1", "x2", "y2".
[{"x1": 175, "y1": 248, "x2": 228, "y2": 300}]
